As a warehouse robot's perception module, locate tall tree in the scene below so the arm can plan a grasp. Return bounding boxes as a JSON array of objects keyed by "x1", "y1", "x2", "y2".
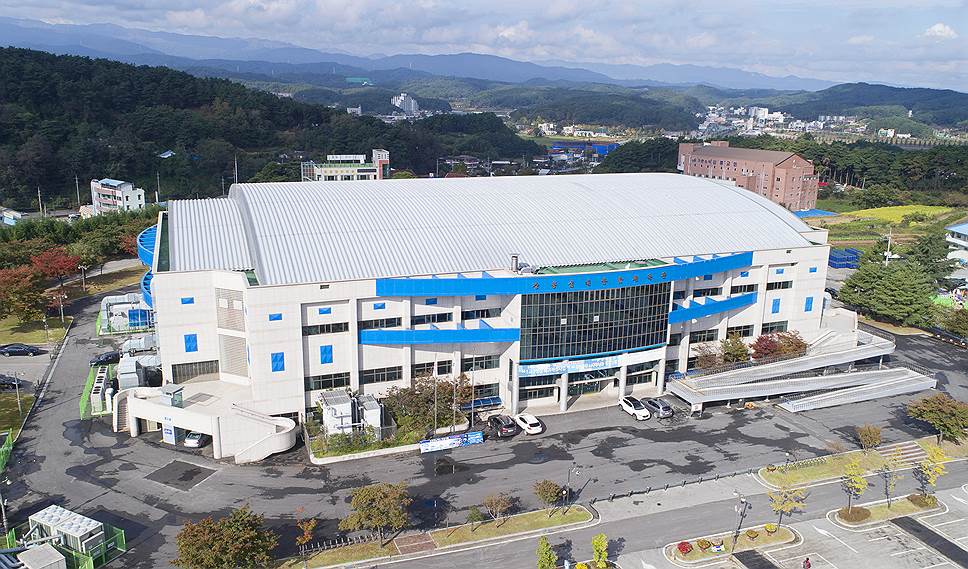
[
  {"x1": 533, "y1": 480, "x2": 563, "y2": 516},
  {"x1": 840, "y1": 455, "x2": 868, "y2": 515},
  {"x1": 591, "y1": 533, "x2": 609, "y2": 569},
  {"x1": 905, "y1": 232, "x2": 957, "y2": 285},
  {"x1": 536, "y1": 536, "x2": 558, "y2": 569},
  {"x1": 879, "y1": 447, "x2": 904, "y2": 508},
  {"x1": 914, "y1": 444, "x2": 948, "y2": 500},
  {"x1": 907, "y1": 394, "x2": 968, "y2": 443},
  {"x1": 173, "y1": 505, "x2": 277, "y2": 569},
  {"x1": 720, "y1": 334, "x2": 751, "y2": 363},
  {"x1": 768, "y1": 484, "x2": 806, "y2": 527},
  {"x1": 0, "y1": 266, "x2": 46, "y2": 323},
  {"x1": 30, "y1": 247, "x2": 80, "y2": 287},
  {"x1": 482, "y1": 493, "x2": 513, "y2": 524},
  {"x1": 841, "y1": 260, "x2": 935, "y2": 325},
  {"x1": 338, "y1": 482, "x2": 412, "y2": 541}
]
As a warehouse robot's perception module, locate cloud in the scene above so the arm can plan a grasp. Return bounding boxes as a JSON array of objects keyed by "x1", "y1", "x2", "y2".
[
  {"x1": 847, "y1": 35, "x2": 874, "y2": 45},
  {"x1": 924, "y1": 22, "x2": 958, "y2": 40},
  {"x1": 686, "y1": 32, "x2": 718, "y2": 49}
]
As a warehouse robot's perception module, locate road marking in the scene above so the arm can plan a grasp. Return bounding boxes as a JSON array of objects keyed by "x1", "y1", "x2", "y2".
[
  {"x1": 814, "y1": 525, "x2": 858, "y2": 553},
  {"x1": 920, "y1": 563, "x2": 952, "y2": 569},
  {"x1": 891, "y1": 546, "x2": 926, "y2": 556},
  {"x1": 953, "y1": 535, "x2": 968, "y2": 541},
  {"x1": 930, "y1": 518, "x2": 965, "y2": 527},
  {"x1": 951, "y1": 495, "x2": 968, "y2": 506},
  {"x1": 774, "y1": 552, "x2": 819, "y2": 563},
  {"x1": 868, "y1": 535, "x2": 891, "y2": 541}
]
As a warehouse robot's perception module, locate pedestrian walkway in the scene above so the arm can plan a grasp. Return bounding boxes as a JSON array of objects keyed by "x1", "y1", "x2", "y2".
[
  {"x1": 394, "y1": 533, "x2": 436, "y2": 555},
  {"x1": 877, "y1": 441, "x2": 928, "y2": 465},
  {"x1": 593, "y1": 474, "x2": 766, "y2": 522}
]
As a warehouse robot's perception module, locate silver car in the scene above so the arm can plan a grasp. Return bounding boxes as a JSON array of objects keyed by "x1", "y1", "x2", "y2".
[
  {"x1": 643, "y1": 398, "x2": 674, "y2": 418},
  {"x1": 184, "y1": 432, "x2": 211, "y2": 448}
]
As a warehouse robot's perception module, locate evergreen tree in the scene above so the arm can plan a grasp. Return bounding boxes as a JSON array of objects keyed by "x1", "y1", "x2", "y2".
[
  {"x1": 536, "y1": 536, "x2": 558, "y2": 569},
  {"x1": 905, "y1": 232, "x2": 957, "y2": 285}
]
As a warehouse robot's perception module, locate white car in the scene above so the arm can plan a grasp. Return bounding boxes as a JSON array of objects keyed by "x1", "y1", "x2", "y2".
[
  {"x1": 620, "y1": 396, "x2": 652, "y2": 421},
  {"x1": 513, "y1": 413, "x2": 545, "y2": 435},
  {"x1": 184, "y1": 432, "x2": 211, "y2": 448}
]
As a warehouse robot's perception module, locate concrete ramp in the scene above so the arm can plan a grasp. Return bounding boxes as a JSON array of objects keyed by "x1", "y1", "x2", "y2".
[{"x1": 777, "y1": 371, "x2": 937, "y2": 412}]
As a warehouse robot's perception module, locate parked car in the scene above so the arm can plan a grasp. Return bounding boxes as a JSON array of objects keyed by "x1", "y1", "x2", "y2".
[
  {"x1": 487, "y1": 414, "x2": 520, "y2": 438},
  {"x1": 513, "y1": 413, "x2": 544, "y2": 435},
  {"x1": 0, "y1": 344, "x2": 41, "y2": 357},
  {"x1": 824, "y1": 287, "x2": 838, "y2": 299},
  {"x1": 184, "y1": 432, "x2": 211, "y2": 448},
  {"x1": 90, "y1": 351, "x2": 121, "y2": 367},
  {"x1": 643, "y1": 397, "x2": 674, "y2": 419},
  {"x1": 619, "y1": 396, "x2": 651, "y2": 420},
  {"x1": 0, "y1": 375, "x2": 21, "y2": 390}
]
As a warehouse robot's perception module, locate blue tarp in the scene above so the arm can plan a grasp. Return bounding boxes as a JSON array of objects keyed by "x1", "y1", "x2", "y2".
[{"x1": 794, "y1": 209, "x2": 838, "y2": 218}]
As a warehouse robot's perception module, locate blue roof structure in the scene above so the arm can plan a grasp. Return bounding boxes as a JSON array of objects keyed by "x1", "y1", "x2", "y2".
[
  {"x1": 794, "y1": 209, "x2": 838, "y2": 219},
  {"x1": 946, "y1": 222, "x2": 968, "y2": 234},
  {"x1": 98, "y1": 178, "x2": 127, "y2": 187}
]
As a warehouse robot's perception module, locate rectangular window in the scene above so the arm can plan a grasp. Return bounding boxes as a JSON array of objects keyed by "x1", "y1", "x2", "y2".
[
  {"x1": 413, "y1": 360, "x2": 453, "y2": 378},
  {"x1": 318, "y1": 307, "x2": 332, "y2": 315},
  {"x1": 302, "y1": 322, "x2": 350, "y2": 336},
  {"x1": 461, "y1": 308, "x2": 501, "y2": 320},
  {"x1": 672, "y1": 290, "x2": 686, "y2": 300},
  {"x1": 304, "y1": 372, "x2": 350, "y2": 391},
  {"x1": 461, "y1": 355, "x2": 500, "y2": 372},
  {"x1": 319, "y1": 345, "x2": 333, "y2": 364},
  {"x1": 184, "y1": 333, "x2": 198, "y2": 353},
  {"x1": 771, "y1": 299, "x2": 781, "y2": 314},
  {"x1": 412, "y1": 312, "x2": 453, "y2": 326},
  {"x1": 808, "y1": 267, "x2": 818, "y2": 274},
  {"x1": 689, "y1": 329, "x2": 719, "y2": 343},
  {"x1": 726, "y1": 324, "x2": 754, "y2": 338},
  {"x1": 693, "y1": 287, "x2": 722, "y2": 298},
  {"x1": 425, "y1": 298, "x2": 438, "y2": 305},
  {"x1": 730, "y1": 284, "x2": 757, "y2": 294},
  {"x1": 268, "y1": 313, "x2": 282, "y2": 321},
  {"x1": 775, "y1": 268, "x2": 785, "y2": 275},
  {"x1": 668, "y1": 333, "x2": 682, "y2": 346},
  {"x1": 361, "y1": 366, "x2": 403, "y2": 384},
  {"x1": 271, "y1": 352, "x2": 285, "y2": 372},
  {"x1": 171, "y1": 360, "x2": 218, "y2": 384},
  {"x1": 180, "y1": 297, "x2": 195, "y2": 305},
  {"x1": 766, "y1": 281, "x2": 793, "y2": 291},
  {"x1": 804, "y1": 297, "x2": 814, "y2": 312},
  {"x1": 666, "y1": 359, "x2": 679, "y2": 373},
  {"x1": 475, "y1": 294, "x2": 487, "y2": 301},
  {"x1": 358, "y1": 317, "x2": 402, "y2": 330},
  {"x1": 703, "y1": 274, "x2": 713, "y2": 281},
  {"x1": 474, "y1": 383, "x2": 500, "y2": 398},
  {"x1": 372, "y1": 302, "x2": 386, "y2": 310},
  {"x1": 762, "y1": 321, "x2": 788, "y2": 334},
  {"x1": 739, "y1": 271, "x2": 750, "y2": 277}
]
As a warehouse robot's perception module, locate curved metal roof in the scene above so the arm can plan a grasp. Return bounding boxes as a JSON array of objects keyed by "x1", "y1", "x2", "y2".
[{"x1": 167, "y1": 173, "x2": 816, "y2": 285}]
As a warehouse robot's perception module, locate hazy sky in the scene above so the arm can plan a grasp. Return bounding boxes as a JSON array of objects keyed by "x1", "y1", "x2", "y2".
[{"x1": 2, "y1": 0, "x2": 967, "y2": 90}]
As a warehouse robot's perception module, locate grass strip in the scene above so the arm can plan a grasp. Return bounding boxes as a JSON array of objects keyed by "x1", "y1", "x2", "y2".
[{"x1": 430, "y1": 506, "x2": 592, "y2": 548}]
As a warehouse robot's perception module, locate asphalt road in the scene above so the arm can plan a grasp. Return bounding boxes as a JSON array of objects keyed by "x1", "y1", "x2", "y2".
[{"x1": 4, "y1": 291, "x2": 965, "y2": 568}]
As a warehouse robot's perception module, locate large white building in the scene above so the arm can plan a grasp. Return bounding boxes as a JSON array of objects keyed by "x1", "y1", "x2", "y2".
[
  {"x1": 89, "y1": 178, "x2": 146, "y2": 216},
  {"x1": 390, "y1": 92, "x2": 420, "y2": 115},
  {"x1": 300, "y1": 150, "x2": 390, "y2": 182},
  {"x1": 123, "y1": 173, "x2": 878, "y2": 461}
]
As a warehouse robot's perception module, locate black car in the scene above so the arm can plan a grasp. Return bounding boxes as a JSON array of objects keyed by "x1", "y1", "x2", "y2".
[
  {"x1": 90, "y1": 351, "x2": 121, "y2": 367},
  {"x1": 824, "y1": 287, "x2": 839, "y2": 299},
  {"x1": 0, "y1": 343, "x2": 41, "y2": 357},
  {"x1": 0, "y1": 375, "x2": 20, "y2": 390},
  {"x1": 487, "y1": 415, "x2": 520, "y2": 438}
]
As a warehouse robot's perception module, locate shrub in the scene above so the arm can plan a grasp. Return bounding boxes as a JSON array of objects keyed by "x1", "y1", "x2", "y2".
[
  {"x1": 677, "y1": 541, "x2": 693, "y2": 555},
  {"x1": 837, "y1": 506, "x2": 871, "y2": 523},
  {"x1": 711, "y1": 538, "x2": 723, "y2": 547},
  {"x1": 575, "y1": 564, "x2": 590, "y2": 569},
  {"x1": 908, "y1": 493, "x2": 939, "y2": 508},
  {"x1": 856, "y1": 424, "x2": 882, "y2": 450},
  {"x1": 745, "y1": 529, "x2": 759, "y2": 540},
  {"x1": 764, "y1": 523, "x2": 778, "y2": 534},
  {"x1": 696, "y1": 539, "x2": 712, "y2": 550}
]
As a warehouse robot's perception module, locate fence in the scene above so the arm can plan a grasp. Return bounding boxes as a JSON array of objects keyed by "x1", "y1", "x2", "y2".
[
  {"x1": 587, "y1": 465, "x2": 762, "y2": 504},
  {"x1": 0, "y1": 431, "x2": 12, "y2": 474},
  {"x1": 297, "y1": 532, "x2": 379, "y2": 557},
  {"x1": 4, "y1": 522, "x2": 126, "y2": 569},
  {"x1": 79, "y1": 366, "x2": 114, "y2": 420}
]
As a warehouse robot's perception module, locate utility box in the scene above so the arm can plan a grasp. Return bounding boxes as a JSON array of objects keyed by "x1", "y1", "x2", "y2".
[
  {"x1": 160, "y1": 385, "x2": 184, "y2": 408},
  {"x1": 28, "y1": 505, "x2": 105, "y2": 554},
  {"x1": 17, "y1": 543, "x2": 67, "y2": 569},
  {"x1": 357, "y1": 395, "x2": 384, "y2": 441}
]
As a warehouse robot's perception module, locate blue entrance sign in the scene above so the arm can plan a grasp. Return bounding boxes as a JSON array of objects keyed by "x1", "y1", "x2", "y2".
[{"x1": 419, "y1": 431, "x2": 485, "y2": 454}]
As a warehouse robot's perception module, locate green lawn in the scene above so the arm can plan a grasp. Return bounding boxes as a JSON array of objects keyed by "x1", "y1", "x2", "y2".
[
  {"x1": 0, "y1": 392, "x2": 35, "y2": 438},
  {"x1": 64, "y1": 265, "x2": 144, "y2": 300},
  {"x1": 815, "y1": 198, "x2": 858, "y2": 213},
  {"x1": 430, "y1": 506, "x2": 592, "y2": 548},
  {"x1": 761, "y1": 450, "x2": 886, "y2": 487},
  {"x1": 0, "y1": 316, "x2": 71, "y2": 345},
  {"x1": 669, "y1": 525, "x2": 796, "y2": 562},
  {"x1": 280, "y1": 541, "x2": 398, "y2": 568},
  {"x1": 846, "y1": 205, "x2": 952, "y2": 223},
  {"x1": 837, "y1": 495, "x2": 937, "y2": 526}
]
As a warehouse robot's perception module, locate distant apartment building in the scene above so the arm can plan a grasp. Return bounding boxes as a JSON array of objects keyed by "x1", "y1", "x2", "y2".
[
  {"x1": 300, "y1": 150, "x2": 390, "y2": 182},
  {"x1": 90, "y1": 178, "x2": 146, "y2": 216},
  {"x1": 390, "y1": 93, "x2": 420, "y2": 115},
  {"x1": 677, "y1": 141, "x2": 819, "y2": 211}
]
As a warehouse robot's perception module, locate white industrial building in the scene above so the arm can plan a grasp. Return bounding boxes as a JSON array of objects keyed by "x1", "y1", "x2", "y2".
[
  {"x1": 118, "y1": 173, "x2": 926, "y2": 462},
  {"x1": 300, "y1": 150, "x2": 390, "y2": 182},
  {"x1": 89, "y1": 178, "x2": 145, "y2": 216}
]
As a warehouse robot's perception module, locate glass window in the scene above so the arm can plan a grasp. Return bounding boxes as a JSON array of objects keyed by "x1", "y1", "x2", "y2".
[
  {"x1": 302, "y1": 322, "x2": 350, "y2": 336},
  {"x1": 268, "y1": 313, "x2": 282, "y2": 321},
  {"x1": 361, "y1": 366, "x2": 403, "y2": 384},
  {"x1": 305, "y1": 372, "x2": 350, "y2": 391},
  {"x1": 412, "y1": 312, "x2": 453, "y2": 326},
  {"x1": 413, "y1": 360, "x2": 452, "y2": 378},
  {"x1": 772, "y1": 299, "x2": 781, "y2": 314},
  {"x1": 462, "y1": 355, "x2": 499, "y2": 372},
  {"x1": 775, "y1": 268, "x2": 785, "y2": 275},
  {"x1": 689, "y1": 329, "x2": 719, "y2": 343},
  {"x1": 319, "y1": 345, "x2": 333, "y2": 364},
  {"x1": 804, "y1": 297, "x2": 814, "y2": 312},
  {"x1": 673, "y1": 290, "x2": 686, "y2": 300},
  {"x1": 668, "y1": 333, "x2": 682, "y2": 346},
  {"x1": 519, "y1": 282, "x2": 671, "y2": 360},
  {"x1": 271, "y1": 352, "x2": 285, "y2": 372},
  {"x1": 184, "y1": 334, "x2": 198, "y2": 353},
  {"x1": 694, "y1": 287, "x2": 722, "y2": 298},
  {"x1": 474, "y1": 383, "x2": 500, "y2": 398},
  {"x1": 726, "y1": 324, "x2": 754, "y2": 338},
  {"x1": 762, "y1": 321, "x2": 789, "y2": 334},
  {"x1": 318, "y1": 307, "x2": 332, "y2": 315},
  {"x1": 180, "y1": 297, "x2": 195, "y2": 305},
  {"x1": 766, "y1": 281, "x2": 793, "y2": 291},
  {"x1": 730, "y1": 284, "x2": 757, "y2": 294},
  {"x1": 358, "y1": 318, "x2": 402, "y2": 330},
  {"x1": 461, "y1": 308, "x2": 501, "y2": 320}
]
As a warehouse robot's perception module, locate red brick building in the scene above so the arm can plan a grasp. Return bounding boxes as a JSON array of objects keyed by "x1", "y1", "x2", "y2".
[{"x1": 677, "y1": 141, "x2": 819, "y2": 210}]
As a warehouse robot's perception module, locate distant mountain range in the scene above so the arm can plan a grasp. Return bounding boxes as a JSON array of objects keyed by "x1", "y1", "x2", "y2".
[{"x1": 0, "y1": 16, "x2": 837, "y2": 91}]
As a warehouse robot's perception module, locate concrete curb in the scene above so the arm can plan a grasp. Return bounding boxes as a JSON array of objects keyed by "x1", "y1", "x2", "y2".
[
  {"x1": 306, "y1": 442, "x2": 421, "y2": 465},
  {"x1": 661, "y1": 525, "x2": 803, "y2": 568},
  {"x1": 825, "y1": 495, "x2": 948, "y2": 532},
  {"x1": 309, "y1": 504, "x2": 600, "y2": 569}
]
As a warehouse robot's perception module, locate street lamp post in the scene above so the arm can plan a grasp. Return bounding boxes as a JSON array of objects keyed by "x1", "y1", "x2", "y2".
[
  {"x1": 732, "y1": 491, "x2": 752, "y2": 552},
  {"x1": 564, "y1": 463, "x2": 582, "y2": 510},
  {"x1": 0, "y1": 479, "x2": 10, "y2": 536},
  {"x1": 78, "y1": 265, "x2": 88, "y2": 291}
]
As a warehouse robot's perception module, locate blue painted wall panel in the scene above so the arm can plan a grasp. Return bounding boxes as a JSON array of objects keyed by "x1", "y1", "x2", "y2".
[
  {"x1": 667, "y1": 292, "x2": 757, "y2": 324},
  {"x1": 360, "y1": 327, "x2": 520, "y2": 345}
]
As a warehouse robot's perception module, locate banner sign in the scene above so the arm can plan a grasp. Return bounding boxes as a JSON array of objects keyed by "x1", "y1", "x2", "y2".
[
  {"x1": 419, "y1": 431, "x2": 485, "y2": 454},
  {"x1": 518, "y1": 355, "x2": 622, "y2": 377},
  {"x1": 162, "y1": 416, "x2": 176, "y2": 445}
]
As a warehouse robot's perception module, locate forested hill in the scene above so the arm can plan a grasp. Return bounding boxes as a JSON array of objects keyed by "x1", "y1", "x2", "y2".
[{"x1": 0, "y1": 48, "x2": 540, "y2": 209}]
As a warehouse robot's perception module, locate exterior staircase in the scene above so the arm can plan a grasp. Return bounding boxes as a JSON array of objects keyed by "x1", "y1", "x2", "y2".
[{"x1": 877, "y1": 441, "x2": 929, "y2": 466}]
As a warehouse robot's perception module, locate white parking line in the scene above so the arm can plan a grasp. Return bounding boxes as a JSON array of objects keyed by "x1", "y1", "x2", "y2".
[
  {"x1": 868, "y1": 535, "x2": 891, "y2": 541},
  {"x1": 929, "y1": 518, "x2": 965, "y2": 527},
  {"x1": 954, "y1": 535, "x2": 968, "y2": 541},
  {"x1": 920, "y1": 563, "x2": 951, "y2": 569},
  {"x1": 774, "y1": 552, "x2": 819, "y2": 563},
  {"x1": 891, "y1": 546, "x2": 927, "y2": 556}
]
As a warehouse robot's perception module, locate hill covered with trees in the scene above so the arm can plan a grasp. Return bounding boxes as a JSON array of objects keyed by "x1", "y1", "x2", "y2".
[{"x1": 0, "y1": 48, "x2": 540, "y2": 209}]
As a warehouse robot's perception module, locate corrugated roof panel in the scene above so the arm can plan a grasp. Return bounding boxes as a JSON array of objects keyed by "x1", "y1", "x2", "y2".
[{"x1": 167, "y1": 173, "x2": 815, "y2": 285}]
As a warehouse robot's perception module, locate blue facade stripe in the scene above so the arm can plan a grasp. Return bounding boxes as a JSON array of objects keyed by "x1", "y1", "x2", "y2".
[
  {"x1": 518, "y1": 342, "x2": 667, "y2": 365},
  {"x1": 667, "y1": 292, "x2": 757, "y2": 324},
  {"x1": 359, "y1": 327, "x2": 520, "y2": 345},
  {"x1": 376, "y1": 252, "x2": 753, "y2": 297},
  {"x1": 137, "y1": 225, "x2": 157, "y2": 267}
]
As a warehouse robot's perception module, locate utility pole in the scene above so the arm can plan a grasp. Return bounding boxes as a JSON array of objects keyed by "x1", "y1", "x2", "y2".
[
  {"x1": 37, "y1": 187, "x2": 43, "y2": 216},
  {"x1": 75, "y1": 175, "x2": 81, "y2": 207},
  {"x1": 156, "y1": 171, "x2": 161, "y2": 203},
  {"x1": 14, "y1": 373, "x2": 22, "y2": 417},
  {"x1": 234, "y1": 155, "x2": 239, "y2": 184}
]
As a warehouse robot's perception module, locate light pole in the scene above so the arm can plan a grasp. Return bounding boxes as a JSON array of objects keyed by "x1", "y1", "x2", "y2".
[
  {"x1": 0, "y1": 479, "x2": 10, "y2": 536},
  {"x1": 565, "y1": 463, "x2": 582, "y2": 509},
  {"x1": 732, "y1": 491, "x2": 752, "y2": 552},
  {"x1": 78, "y1": 265, "x2": 88, "y2": 291},
  {"x1": 13, "y1": 373, "x2": 22, "y2": 417}
]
